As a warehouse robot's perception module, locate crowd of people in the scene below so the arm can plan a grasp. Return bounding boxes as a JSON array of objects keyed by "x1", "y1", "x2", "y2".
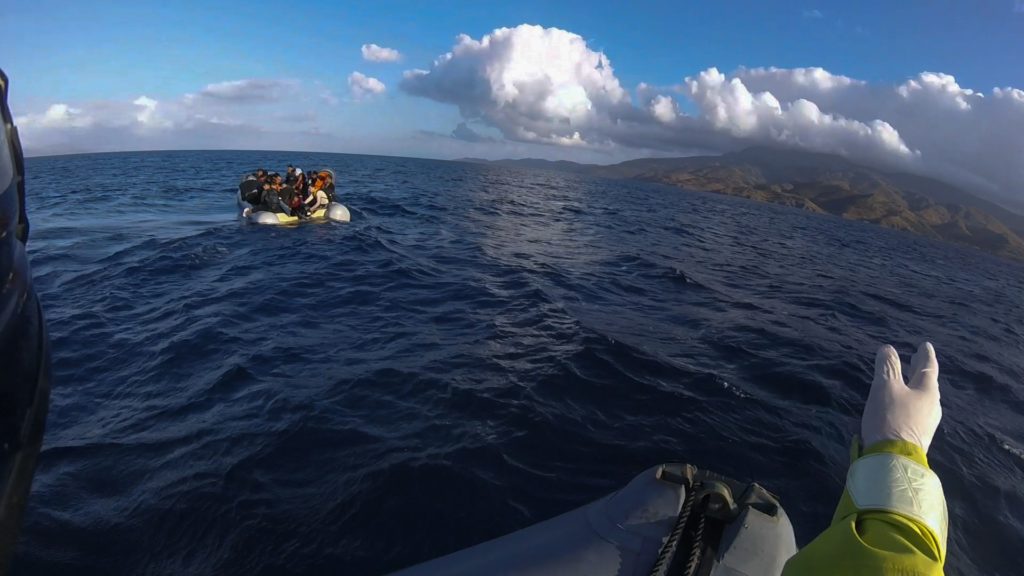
[{"x1": 239, "y1": 165, "x2": 337, "y2": 218}]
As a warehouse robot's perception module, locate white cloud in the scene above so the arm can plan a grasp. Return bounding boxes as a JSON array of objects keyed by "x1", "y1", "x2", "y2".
[
  {"x1": 401, "y1": 25, "x2": 629, "y2": 145},
  {"x1": 348, "y1": 72, "x2": 386, "y2": 100},
  {"x1": 649, "y1": 95, "x2": 678, "y2": 123},
  {"x1": 684, "y1": 67, "x2": 914, "y2": 163},
  {"x1": 361, "y1": 43, "x2": 402, "y2": 62},
  {"x1": 131, "y1": 96, "x2": 173, "y2": 128},
  {"x1": 738, "y1": 66, "x2": 862, "y2": 92},
  {"x1": 897, "y1": 71, "x2": 976, "y2": 110},
  {"x1": 193, "y1": 78, "x2": 301, "y2": 103},
  {"x1": 401, "y1": 24, "x2": 1024, "y2": 206},
  {"x1": 399, "y1": 24, "x2": 904, "y2": 160},
  {"x1": 803, "y1": 9, "x2": 824, "y2": 19},
  {"x1": 17, "y1": 103, "x2": 94, "y2": 129},
  {"x1": 14, "y1": 77, "x2": 343, "y2": 155},
  {"x1": 730, "y1": 67, "x2": 1024, "y2": 199},
  {"x1": 16, "y1": 84, "x2": 583, "y2": 161}
]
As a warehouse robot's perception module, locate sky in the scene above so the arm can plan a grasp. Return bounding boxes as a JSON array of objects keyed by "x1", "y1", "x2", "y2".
[{"x1": 3, "y1": 0, "x2": 1024, "y2": 206}]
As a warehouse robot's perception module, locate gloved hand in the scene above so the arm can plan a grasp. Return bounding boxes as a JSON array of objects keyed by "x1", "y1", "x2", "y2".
[{"x1": 861, "y1": 342, "x2": 942, "y2": 453}]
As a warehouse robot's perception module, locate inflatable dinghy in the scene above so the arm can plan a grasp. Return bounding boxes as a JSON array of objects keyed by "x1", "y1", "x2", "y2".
[
  {"x1": 237, "y1": 170, "x2": 350, "y2": 225},
  {"x1": 392, "y1": 463, "x2": 797, "y2": 576}
]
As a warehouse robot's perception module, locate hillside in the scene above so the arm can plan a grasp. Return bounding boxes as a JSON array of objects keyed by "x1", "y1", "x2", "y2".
[{"x1": 458, "y1": 148, "x2": 1024, "y2": 260}]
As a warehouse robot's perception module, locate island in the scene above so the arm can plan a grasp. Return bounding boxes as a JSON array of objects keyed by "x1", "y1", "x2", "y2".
[{"x1": 458, "y1": 147, "x2": 1024, "y2": 261}]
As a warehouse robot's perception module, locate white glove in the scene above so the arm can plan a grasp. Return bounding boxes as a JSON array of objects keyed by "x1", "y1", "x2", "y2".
[{"x1": 861, "y1": 342, "x2": 942, "y2": 453}]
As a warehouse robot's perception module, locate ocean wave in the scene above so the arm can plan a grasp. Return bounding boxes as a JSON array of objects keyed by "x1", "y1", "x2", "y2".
[{"x1": 14, "y1": 150, "x2": 1024, "y2": 576}]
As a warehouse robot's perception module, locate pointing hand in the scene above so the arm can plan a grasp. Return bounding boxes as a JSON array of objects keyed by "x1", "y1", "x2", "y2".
[{"x1": 861, "y1": 343, "x2": 942, "y2": 453}]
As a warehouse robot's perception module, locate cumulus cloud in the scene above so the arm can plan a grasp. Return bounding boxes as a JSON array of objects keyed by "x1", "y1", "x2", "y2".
[
  {"x1": 401, "y1": 24, "x2": 1024, "y2": 205},
  {"x1": 684, "y1": 67, "x2": 914, "y2": 165},
  {"x1": 361, "y1": 43, "x2": 402, "y2": 62},
  {"x1": 730, "y1": 67, "x2": 1024, "y2": 198},
  {"x1": 649, "y1": 95, "x2": 679, "y2": 123},
  {"x1": 401, "y1": 25, "x2": 630, "y2": 146},
  {"x1": 398, "y1": 25, "x2": 908, "y2": 158},
  {"x1": 348, "y1": 72, "x2": 386, "y2": 100}
]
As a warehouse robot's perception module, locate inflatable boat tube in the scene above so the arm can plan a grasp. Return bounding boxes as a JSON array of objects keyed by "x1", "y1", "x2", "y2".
[{"x1": 392, "y1": 463, "x2": 797, "y2": 576}]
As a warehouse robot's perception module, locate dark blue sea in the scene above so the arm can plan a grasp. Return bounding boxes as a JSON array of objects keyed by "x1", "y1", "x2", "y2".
[{"x1": 14, "y1": 150, "x2": 1024, "y2": 575}]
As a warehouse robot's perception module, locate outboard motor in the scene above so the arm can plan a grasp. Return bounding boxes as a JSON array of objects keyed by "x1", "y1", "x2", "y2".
[{"x1": 0, "y1": 68, "x2": 53, "y2": 575}]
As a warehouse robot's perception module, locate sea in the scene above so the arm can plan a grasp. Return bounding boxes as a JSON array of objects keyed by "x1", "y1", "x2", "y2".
[{"x1": 12, "y1": 150, "x2": 1024, "y2": 575}]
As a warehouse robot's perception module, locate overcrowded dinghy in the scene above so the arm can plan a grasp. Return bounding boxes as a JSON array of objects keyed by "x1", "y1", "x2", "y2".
[{"x1": 237, "y1": 169, "x2": 351, "y2": 225}]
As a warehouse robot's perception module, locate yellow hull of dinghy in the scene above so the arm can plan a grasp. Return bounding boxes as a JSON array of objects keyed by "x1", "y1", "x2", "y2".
[{"x1": 268, "y1": 208, "x2": 328, "y2": 224}]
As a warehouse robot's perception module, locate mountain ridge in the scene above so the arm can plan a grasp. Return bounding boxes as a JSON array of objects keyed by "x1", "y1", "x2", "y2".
[{"x1": 457, "y1": 149, "x2": 1024, "y2": 260}]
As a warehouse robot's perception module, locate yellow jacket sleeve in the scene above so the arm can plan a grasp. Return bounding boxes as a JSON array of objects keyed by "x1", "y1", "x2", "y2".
[{"x1": 781, "y1": 439, "x2": 946, "y2": 576}]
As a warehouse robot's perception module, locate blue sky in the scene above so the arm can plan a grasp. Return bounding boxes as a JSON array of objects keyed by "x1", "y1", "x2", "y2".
[
  {"x1": 5, "y1": 0, "x2": 1023, "y2": 99},
  {"x1": 3, "y1": 0, "x2": 1024, "y2": 205}
]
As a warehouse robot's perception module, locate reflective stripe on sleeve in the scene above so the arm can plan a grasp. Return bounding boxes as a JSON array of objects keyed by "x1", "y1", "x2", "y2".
[{"x1": 847, "y1": 452, "x2": 948, "y2": 554}]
